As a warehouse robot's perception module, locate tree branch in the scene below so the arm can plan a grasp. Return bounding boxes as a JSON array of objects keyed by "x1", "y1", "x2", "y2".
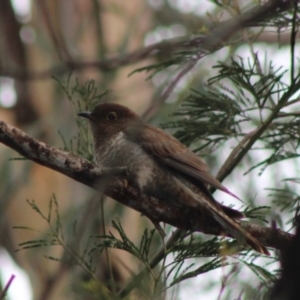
[
  {"x1": 0, "y1": 0, "x2": 290, "y2": 81},
  {"x1": 0, "y1": 120, "x2": 293, "y2": 251}
]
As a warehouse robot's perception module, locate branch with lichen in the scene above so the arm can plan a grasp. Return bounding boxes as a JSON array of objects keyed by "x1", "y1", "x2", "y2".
[{"x1": 0, "y1": 120, "x2": 292, "y2": 251}]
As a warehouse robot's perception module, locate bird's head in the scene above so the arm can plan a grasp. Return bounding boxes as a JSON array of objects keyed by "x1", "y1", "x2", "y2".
[{"x1": 78, "y1": 103, "x2": 141, "y2": 139}]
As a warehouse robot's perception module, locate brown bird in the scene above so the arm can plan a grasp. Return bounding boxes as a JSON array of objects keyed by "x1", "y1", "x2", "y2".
[{"x1": 78, "y1": 103, "x2": 269, "y2": 255}]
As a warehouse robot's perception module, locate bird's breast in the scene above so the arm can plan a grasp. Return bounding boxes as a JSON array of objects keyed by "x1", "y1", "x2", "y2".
[{"x1": 94, "y1": 131, "x2": 156, "y2": 190}]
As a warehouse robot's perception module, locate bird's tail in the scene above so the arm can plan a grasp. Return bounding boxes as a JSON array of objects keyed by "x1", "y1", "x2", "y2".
[
  {"x1": 196, "y1": 194, "x2": 270, "y2": 255},
  {"x1": 208, "y1": 202, "x2": 269, "y2": 255},
  {"x1": 173, "y1": 177, "x2": 269, "y2": 255}
]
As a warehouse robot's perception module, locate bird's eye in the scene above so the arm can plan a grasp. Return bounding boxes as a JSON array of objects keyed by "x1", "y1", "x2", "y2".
[{"x1": 107, "y1": 112, "x2": 117, "y2": 121}]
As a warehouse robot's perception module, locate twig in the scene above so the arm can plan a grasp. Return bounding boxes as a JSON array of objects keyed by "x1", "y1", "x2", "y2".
[
  {"x1": 0, "y1": 0, "x2": 290, "y2": 81},
  {"x1": 118, "y1": 229, "x2": 184, "y2": 298},
  {"x1": 36, "y1": 1, "x2": 72, "y2": 62},
  {"x1": 0, "y1": 275, "x2": 15, "y2": 300},
  {"x1": 216, "y1": 128, "x2": 260, "y2": 181},
  {"x1": 142, "y1": 59, "x2": 197, "y2": 120}
]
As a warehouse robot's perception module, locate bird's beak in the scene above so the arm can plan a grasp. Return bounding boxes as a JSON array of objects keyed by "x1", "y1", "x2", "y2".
[{"x1": 78, "y1": 111, "x2": 92, "y2": 119}]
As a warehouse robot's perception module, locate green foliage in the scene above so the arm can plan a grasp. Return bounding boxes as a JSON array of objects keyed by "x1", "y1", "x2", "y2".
[
  {"x1": 13, "y1": 3, "x2": 300, "y2": 299},
  {"x1": 17, "y1": 51, "x2": 300, "y2": 298},
  {"x1": 210, "y1": 57, "x2": 288, "y2": 108},
  {"x1": 14, "y1": 195, "x2": 96, "y2": 278},
  {"x1": 164, "y1": 87, "x2": 242, "y2": 150},
  {"x1": 164, "y1": 55, "x2": 300, "y2": 180},
  {"x1": 170, "y1": 257, "x2": 225, "y2": 286},
  {"x1": 91, "y1": 220, "x2": 156, "y2": 268},
  {"x1": 243, "y1": 206, "x2": 270, "y2": 224},
  {"x1": 15, "y1": 195, "x2": 277, "y2": 299},
  {"x1": 267, "y1": 183, "x2": 300, "y2": 228},
  {"x1": 22, "y1": 51, "x2": 298, "y2": 298},
  {"x1": 55, "y1": 74, "x2": 111, "y2": 162}
]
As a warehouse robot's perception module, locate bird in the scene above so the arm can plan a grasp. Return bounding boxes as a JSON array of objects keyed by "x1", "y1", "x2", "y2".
[{"x1": 78, "y1": 103, "x2": 269, "y2": 255}]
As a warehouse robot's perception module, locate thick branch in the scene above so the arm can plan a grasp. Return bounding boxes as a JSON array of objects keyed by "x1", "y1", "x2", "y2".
[{"x1": 0, "y1": 120, "x2": 293, "y2": 250}]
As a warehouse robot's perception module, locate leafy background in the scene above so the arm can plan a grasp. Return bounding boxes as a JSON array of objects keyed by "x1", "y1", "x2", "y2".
[{"x1": 0, "y1": 0, "x2": 299, "y2": 299}]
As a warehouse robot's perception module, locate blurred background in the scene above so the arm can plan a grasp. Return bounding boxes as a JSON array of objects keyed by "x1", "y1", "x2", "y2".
[{"x1": 0, "y1": 0, "x2": 298, "y2": 299}]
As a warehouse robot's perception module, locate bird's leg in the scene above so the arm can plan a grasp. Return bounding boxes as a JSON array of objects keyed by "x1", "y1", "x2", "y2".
[
  {"x1": 149, "y1": 218, "x2": 166, "y2": 238},
  {"x1": 91, "y1": 166, "x2": 129, "y2": 191}
]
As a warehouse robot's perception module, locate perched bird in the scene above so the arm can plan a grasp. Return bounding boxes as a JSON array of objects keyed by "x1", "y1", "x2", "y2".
[{"x1": 78, "y1": 103, "x2": 269, "y2": 255}]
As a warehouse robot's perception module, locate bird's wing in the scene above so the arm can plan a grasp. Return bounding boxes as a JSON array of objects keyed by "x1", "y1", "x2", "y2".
[
  {"x1": 127, "y1": 125, "x2": 269, "y2": 255},
  {"x1": 129, "y1": 125, "x2": 241, "y2": 201}
]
